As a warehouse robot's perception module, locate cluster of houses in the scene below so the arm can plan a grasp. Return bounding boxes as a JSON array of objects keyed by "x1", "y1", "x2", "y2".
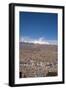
[{"x1": 19, "y1": 58, "x2": 57, "y2": 78}]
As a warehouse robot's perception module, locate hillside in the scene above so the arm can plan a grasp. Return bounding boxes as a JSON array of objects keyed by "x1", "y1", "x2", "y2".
[{"x1": 19, "y1": 42, "x2": 58, "y2": 78}]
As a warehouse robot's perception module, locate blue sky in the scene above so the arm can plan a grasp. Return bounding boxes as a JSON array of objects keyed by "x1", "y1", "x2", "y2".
[{"x1": 19, "y1": 12, "x2": 58, "y2": 45}]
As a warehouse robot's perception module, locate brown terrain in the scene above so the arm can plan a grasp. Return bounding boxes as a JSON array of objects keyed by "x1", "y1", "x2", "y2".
[{"x1": 19, "y1": 42, "x2": 58, "y2": 78}]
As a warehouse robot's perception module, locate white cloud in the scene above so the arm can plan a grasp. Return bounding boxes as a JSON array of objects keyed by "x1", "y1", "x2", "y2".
[{"x1": 20, "y1": 36, "x2": 57, "y2": 45}]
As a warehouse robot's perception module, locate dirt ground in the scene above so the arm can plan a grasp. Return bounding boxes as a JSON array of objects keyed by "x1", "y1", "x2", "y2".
[{"x1": 19, "y1": 42, "x2": 58, "y2": 78}]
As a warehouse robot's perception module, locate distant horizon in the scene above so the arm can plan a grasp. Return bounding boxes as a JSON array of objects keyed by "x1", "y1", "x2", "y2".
[
  {"x1": 20, "y1": 37, "x2": 57, "y2": 45},
  {"x1": 20, "y1": 12, "x2": 58, "y2": 45},
  {"x1": 20, "y1": 41, "x2": 57, "y2": 46}
]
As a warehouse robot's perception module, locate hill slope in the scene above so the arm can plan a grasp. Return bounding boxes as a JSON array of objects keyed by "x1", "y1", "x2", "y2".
[{"x1": 19, "y1": 42, "x2": 58, "y2": 78}]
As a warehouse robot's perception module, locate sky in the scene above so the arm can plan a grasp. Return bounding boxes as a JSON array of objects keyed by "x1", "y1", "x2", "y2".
[{"x1": 19, "y1": 12, "x2": 58, "y2": 45}]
